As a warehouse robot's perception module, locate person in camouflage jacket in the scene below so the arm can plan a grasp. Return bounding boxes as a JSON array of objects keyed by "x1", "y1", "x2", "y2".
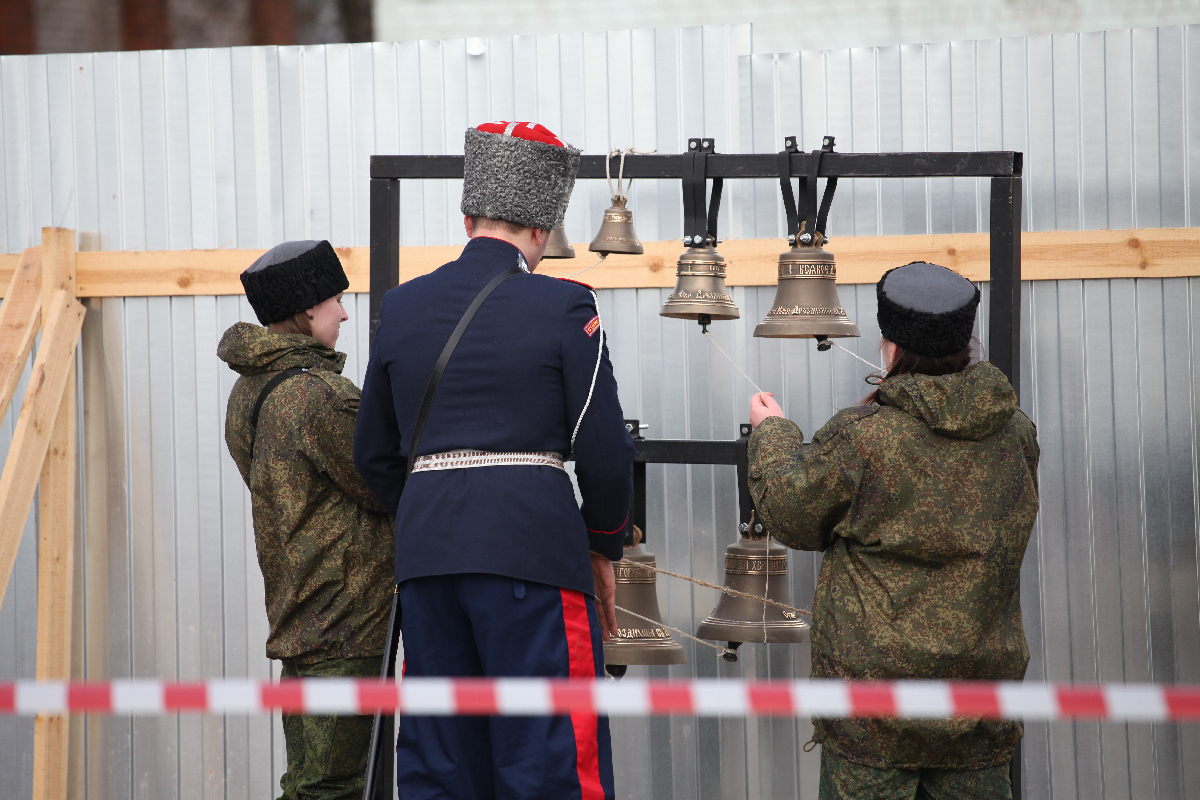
[
  {"x1": 220, "y1": 240, "x2": 394, "y2": 800},
  {"x1": 748, "y1": 263, "x2": 1039, "y2": 799}
]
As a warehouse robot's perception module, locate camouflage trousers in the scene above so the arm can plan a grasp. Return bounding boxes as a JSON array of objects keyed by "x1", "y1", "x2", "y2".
[
  {"x1": 819, "y1": 748, "x2": 1013, "y2": 800},
  {"x1": 278, "y1": 655, "x2": 383, "y2": 800}
]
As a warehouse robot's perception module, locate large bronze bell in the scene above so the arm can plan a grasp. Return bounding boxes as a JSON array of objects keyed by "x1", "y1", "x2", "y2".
[
  {"x1": 753, "y1": 233, "x2": 860, "y2": 339},
  {"x1": 659, "y1": 245, "x2": 739, "y2": 320},
  {"x1": 543, "y1": 226, "x2": 576, "y2": 259},
  {"x1": 696, "y1": 527, "x2": 809, "y2": 660},
  {"x1": 604, "y1": 538, "x2": 687, "y2": 677},
  {"x1": 589, "y1": 197, "x2": 644, "y2": 255}
]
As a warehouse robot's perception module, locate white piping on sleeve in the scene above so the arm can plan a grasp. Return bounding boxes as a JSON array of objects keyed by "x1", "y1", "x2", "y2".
[{"x1": 570, "y1": 290, "x2": 604, "y2": 452}]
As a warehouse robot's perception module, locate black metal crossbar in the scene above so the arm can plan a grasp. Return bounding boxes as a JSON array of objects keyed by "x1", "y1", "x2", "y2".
[
  {"x1": 370, "y1": 151, "x2": 1022, "y2": 180},
  {"x1": 628, "y1": 422, "x2": 759, "y2": 545}
]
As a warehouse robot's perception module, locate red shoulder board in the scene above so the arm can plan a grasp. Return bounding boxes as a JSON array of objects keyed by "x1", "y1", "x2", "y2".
[{"x1": 557, "y1": 277, "x2": 594, "y2": 290}]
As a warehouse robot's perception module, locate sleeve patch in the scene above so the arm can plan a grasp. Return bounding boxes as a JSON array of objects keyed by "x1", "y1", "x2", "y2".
[{"x1": 584, "y1": 315, "x2": 601, "y2": 337}]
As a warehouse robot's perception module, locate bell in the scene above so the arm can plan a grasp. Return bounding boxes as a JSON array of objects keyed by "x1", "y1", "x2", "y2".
[
  {"x1": 589, "y1": 197, "x2": 644, "y2": 255},
  {"x1": 753, "y1": 234, "x2": 860, "y2": 339},
  {"x1": 696, "y1": 528, "x2": 809, "y2": 660},
  {"x1": 658, "y1": 245, "x2": 740, "y2": 321},
  {"x1": 542, "y1": 226, "x2": 576, "y2": 259},
  {"x1": 603, "y1": 537, "x2": 687, "y2": 677}
]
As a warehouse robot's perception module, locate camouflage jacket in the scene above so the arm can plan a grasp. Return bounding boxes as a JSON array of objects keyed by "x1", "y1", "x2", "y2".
[
  {"x1": 748, "y1": 361, "x2": 1039, "y2": 770},
  {"x1": 219, "y1": 322, "x2": 394, "y2": 664}
]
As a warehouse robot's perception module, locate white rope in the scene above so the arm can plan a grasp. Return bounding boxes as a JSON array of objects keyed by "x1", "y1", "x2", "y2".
[
  {"x1": 617, "y1": 558, "x2": 810, "y2": 617},
  {"x1": 828, "y1": 339, "x2": 884, "y2": 372},
  {"x1": 605, "y1": 146, "x2": 657, "y2": 201},
  {"x1": 570, "y1": 291, "x2": 604, "y2": 450},
  {"x1": 614, "y1": 604, "x2": 736, "y2": 659},
  {"x1": 566, "y1": 254, "x2": 606, "y2": 278},
  {"x1": 761, "y1": 545, "x2": 770, "y2": 645},
  {"x1": 703, "y1": 331, "x2": 764, "y2": 395}
]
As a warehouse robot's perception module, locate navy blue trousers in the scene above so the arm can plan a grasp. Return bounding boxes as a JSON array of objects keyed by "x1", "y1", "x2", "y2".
[{"x1": 396, "y1": 574, "x2": 614, "y2": 800}]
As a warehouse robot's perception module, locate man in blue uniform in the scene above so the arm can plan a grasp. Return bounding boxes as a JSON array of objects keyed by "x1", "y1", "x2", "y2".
[{"x1": 354, "y1": 121, "x2": 635, "y2": 800}]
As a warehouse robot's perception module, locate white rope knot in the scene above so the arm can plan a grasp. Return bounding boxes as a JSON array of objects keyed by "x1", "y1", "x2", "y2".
[{"x1": 605, "y1": 146, "x2": 657, "y2": 202}]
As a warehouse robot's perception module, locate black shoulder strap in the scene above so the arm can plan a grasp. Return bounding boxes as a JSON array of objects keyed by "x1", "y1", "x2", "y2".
[
  {"x1": 249, "y1": 366, "x2": 308, "y2": 456},
  {"x1": 405, "y1": 265, "x2": 523, "y2": 480}
]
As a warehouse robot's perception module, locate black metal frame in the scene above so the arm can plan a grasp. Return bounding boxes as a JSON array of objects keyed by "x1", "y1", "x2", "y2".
[
  {"x1": 366, "y1": 139, "x2": 1025, "y2": 800},
  {"x1": 369, "y1": 139, "x2": 1023, "y2": 396},
  {"x1": 623, "y1": 420, "x2": 759, "y2": 545}
]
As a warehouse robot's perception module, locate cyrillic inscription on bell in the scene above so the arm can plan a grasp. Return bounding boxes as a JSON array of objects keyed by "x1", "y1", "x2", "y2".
[
  {"x1": 589, "y1": 196, "x2": 644, "y2": 255},
  {"x1": 696, "y1": 527, "x2": 809, "y2": 655},
  {"x1": 542, "y1": 226, "x2": 576, "y2": 259},
  {"x1": 753, "y1": 236, "x2": 860, "y2": 338},
  {"x1": 603, "y1": 539, "x2": 687, "y2": 673},
  {"x1": 659, "y1": 245, "x2": 740, "y2": 320}
]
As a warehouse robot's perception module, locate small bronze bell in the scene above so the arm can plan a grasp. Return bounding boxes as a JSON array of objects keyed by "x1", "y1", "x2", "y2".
[
  {"x1": 659, "y1": 244, "x2": 739, "y2": 321},
  {"x1": 542, "y1": 226, "x2": 576, "y2": 259},
  {"x1": 589, "y1": 197, "x2": 644, "y2": 255},
  {"x1": 604, "y1": 534, "x2": 687, "y2": 677},
  {"x1": 696, "y1": 525, "x2": 809, "y2": 660},
  {"x1": 753, "y1": 232, "x2": 860, "y2": 339}
]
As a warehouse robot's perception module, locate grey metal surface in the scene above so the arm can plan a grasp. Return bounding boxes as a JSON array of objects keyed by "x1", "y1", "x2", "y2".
[{"x1": 0, "y1": 23, "x2": 1197, "y2": 800}]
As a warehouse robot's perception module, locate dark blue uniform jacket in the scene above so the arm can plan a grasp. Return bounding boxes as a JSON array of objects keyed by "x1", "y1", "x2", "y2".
[{"x1": 354, "y1": 236, "x2": 635, "y2": 597}]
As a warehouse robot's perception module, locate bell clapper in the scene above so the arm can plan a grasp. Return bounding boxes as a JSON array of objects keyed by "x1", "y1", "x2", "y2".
[
  {"x1": 605, "y1": 664, "x2": 628, "y2": 679},
  {"x1": 815, "y1": 334, "x2": 832, "y2": 352},
  {"x1": 697, "y1": 313, "x2": 711, "y2": 334},
  {"x1": 721, "y1": 642, "x2": 742, "y2": 663}
]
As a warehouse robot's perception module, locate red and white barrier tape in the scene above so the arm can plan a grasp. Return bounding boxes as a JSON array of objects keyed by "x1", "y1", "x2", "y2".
[{"x1": 2, "y1": 679, "x2": 1199, "y2": 721}]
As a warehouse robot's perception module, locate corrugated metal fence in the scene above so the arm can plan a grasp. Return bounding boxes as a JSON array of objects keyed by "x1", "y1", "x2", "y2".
[{"x1": 0, "y1": 23, "x2": 1197, "y2": 800}]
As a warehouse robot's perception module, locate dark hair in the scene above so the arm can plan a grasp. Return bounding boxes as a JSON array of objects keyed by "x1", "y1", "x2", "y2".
[
  {"x1": 268, "y1": 311, "x2": 313, "y2": 338},
  {"x1": 470, "y1": 216, "x2": 535, "y2": 236},
  {"x1": 862, "y1": 337, "x2": 980, "y2": 405}
]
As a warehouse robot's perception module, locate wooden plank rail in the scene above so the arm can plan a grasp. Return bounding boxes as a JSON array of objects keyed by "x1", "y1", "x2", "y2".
[
  {"x1": 0, "y1": 247, "x2": 43, "y2": 419},
  {"x1": 0, "y1": 227, "x2": 1195, "y2": 295},
  {"x1": 0, "y1": 289, "x2": 85, "y2": 642}
]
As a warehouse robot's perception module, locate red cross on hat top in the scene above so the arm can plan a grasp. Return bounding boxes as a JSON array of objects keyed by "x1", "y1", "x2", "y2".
[{"x1": 476, "y1": 121, "x2": 567, "y2": 148}]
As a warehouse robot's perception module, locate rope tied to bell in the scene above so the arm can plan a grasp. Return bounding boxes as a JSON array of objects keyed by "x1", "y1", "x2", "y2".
[{"x1": 605, "y1": 146, "x2": 657, "y2": 203}]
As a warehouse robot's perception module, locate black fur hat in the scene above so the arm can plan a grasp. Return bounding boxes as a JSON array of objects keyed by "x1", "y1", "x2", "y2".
[
  {"x1": 876, "y1": 262, "x2": 980, "y2": 358},
  {"x1": 460, "y1": 122, "x2": 580, "y2": 230},
  {"x1": 240, "y1": 240, "x2": 349, "y2": 325}
]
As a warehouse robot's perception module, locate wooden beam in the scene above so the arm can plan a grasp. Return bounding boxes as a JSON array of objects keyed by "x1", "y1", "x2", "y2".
[
  {"x1": 536, "y1": 227, "x2": 1200, "y2": 286},
  {"x1": 31, "y1": 227, "x2": 78, "y2": 800},
  {"x1": 31, "y1": 366, "x2": 74, "y2": 800},
  {"x1": 41, "y1": 228, "x2": 76, "y2": 313},
  {"x1": 71, "y1": 245, "x2": 369, "y2": 297},
  {"x1": 0, "y1": 290, "x2": 85, "y2": 609},
  {"x1": 0, "y1": 247, "x2": 43, "y2": 421},
  {"x1": 0, "y1": 227, "x2": 1196, "y2": 296}
]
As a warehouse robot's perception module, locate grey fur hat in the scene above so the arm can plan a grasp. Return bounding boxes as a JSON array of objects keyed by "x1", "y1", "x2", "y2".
[
  {"x1": 876, "y1": 262, "x2": 980, "y2": 358},
  {"x1": 460, "y1": 122, "x2": 580, "y2": 230},
  {"x1": 240, "y1": 240, "x2": 349, "y2": 325}
]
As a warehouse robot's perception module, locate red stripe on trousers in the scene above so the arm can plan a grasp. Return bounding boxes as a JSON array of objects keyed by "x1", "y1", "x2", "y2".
[{"x1": 560, "y1": 589, "x2": 604, "y2": 800}]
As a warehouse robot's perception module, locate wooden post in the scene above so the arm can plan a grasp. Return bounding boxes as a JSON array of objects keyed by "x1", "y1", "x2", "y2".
[{"x1": 31, "y1": 228, "x2": 78, "y2": 800}]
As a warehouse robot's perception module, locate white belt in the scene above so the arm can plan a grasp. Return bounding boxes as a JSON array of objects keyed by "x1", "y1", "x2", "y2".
[{"x1": 411, "y1": 449, "x2": 566, "y2": 473}]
